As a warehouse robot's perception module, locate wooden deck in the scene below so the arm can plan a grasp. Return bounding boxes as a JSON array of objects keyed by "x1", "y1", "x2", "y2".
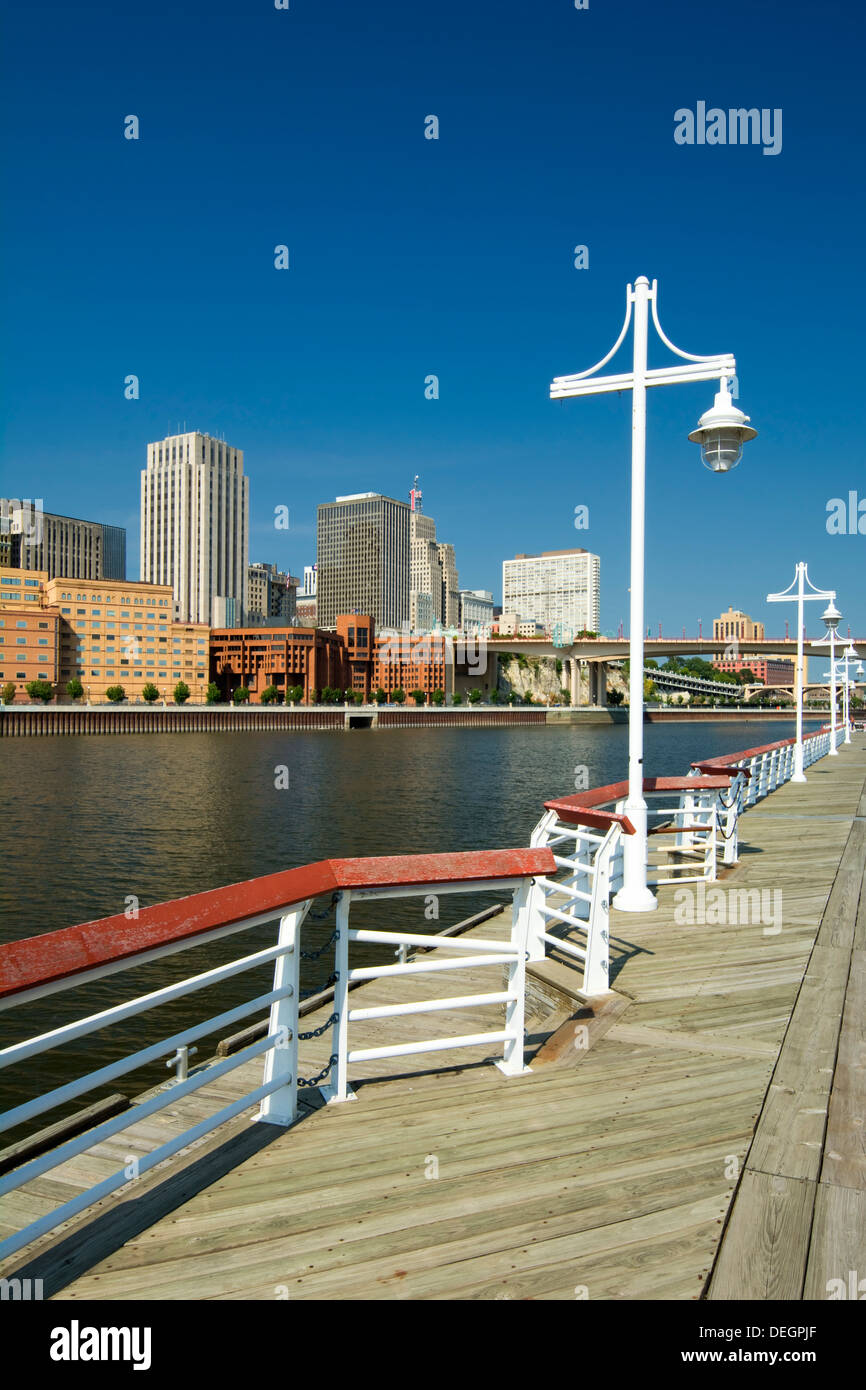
[{"x1": 2, "y1": 736, "x2": 865, "y2": 1300}]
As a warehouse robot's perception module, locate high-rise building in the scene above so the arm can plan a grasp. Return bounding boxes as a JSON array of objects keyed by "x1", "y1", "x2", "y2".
[
  {"x1": 247, "y1": 562, "x2": 298, "y2": 626},
  {"x1": 407, "y1": 479, "x2": 460, "y2": 632},
  {"x1": 438, "y1": 542, "x2": 460, "y2": 628},
  {"x1": 140, "y1": 432, "x2": 249, "y2": 626},
  {"x1": 502, "y1": 548, "x2": 600, "y2": 634},
  {"x1": 300, "y1": 565, "x2": 317, "y2": 598},
  {"x1": 409, "y1": 510, "x2": 442, "y2": 632},
  {"x1": 1, "y1": 500, "x2": 126, "y2": 581},
  {"x1": 317, "y1": 493, "x2": 410, "y2": 630}
]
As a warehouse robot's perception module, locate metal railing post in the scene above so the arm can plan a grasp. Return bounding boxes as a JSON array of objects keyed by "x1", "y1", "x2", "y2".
[
  {"x1": 583, "y1": 825, "x2": 617, "y2": 994},
  {"x1": 257, "y1": 901, "x2": 308, "y2": 1127},
  {"x1": 495, "y1": 884, "x2": 532, "y2": 1076},
  {"x1": 322, "y1": 892, "x2": 354, "y2": 1103}
]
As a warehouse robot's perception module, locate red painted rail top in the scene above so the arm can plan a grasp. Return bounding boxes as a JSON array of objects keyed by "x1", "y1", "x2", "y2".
[
  {"x1": 692, "y1": 724, "x2": 830, "y2": 775},
  {"x1": 544, "y1": 775, "x2": 733, "y2": 832},
  {"x1": 0, "y1": 848, "x2": 555, "y2": 1003}
]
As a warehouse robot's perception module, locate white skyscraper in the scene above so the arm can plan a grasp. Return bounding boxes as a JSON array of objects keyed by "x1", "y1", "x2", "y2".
[
  {"x1": 140, "y1": 432, "x2": 249, "y2": 626},
  {"x1": 502, "y1": 548, "x2": 600, "y2": 634}
]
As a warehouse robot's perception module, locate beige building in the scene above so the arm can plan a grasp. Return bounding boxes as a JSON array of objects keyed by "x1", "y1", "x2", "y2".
[
  {"x1": 713, "y1": 607, "x2": 765, "y2": 642},
  {"x1": 140, "y1": 432, "x2": 249, "y2": 626},
  {"x1": 410, "y1": 511, "x2": 442, "y2": 632},
  {"x1": 0, "y1": 569, "x2": 60, "y2": 701}
]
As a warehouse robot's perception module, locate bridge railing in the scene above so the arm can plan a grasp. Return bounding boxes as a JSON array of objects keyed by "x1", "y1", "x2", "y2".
[{"x1": 0, "y1": 847, "x2": 553, "y2": 1265}]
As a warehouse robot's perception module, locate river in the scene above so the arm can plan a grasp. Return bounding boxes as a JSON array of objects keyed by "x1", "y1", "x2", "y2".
[{"x1": 0, "y1": 719, "x2": 808, "y2": 1128}]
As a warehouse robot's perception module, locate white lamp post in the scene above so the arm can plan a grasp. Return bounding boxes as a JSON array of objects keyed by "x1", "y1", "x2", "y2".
[
  {"x1": 813, "y1": 600, "x2": 842, "y2": 754},
  {"x1": 551, "y1": 276, "x2": 756, "y2": 911},
  {"x1": 767, "y1": 565, "x2": 835, "y2": 782},
  {"x1": 841, "y1": 643, "x2": 861, "y2": 743}
]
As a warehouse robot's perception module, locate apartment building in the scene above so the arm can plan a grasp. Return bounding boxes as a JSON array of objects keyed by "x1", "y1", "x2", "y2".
[{"x1": 502, "y1": 548, "x2": 600, "y2": 634}]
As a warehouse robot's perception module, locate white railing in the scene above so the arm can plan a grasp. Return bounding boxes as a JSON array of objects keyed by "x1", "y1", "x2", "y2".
[
  {"x1": 0, "y1": 927, "x2": 300, "y2": 1265},
  {"x1": 322, "y1": 878, "x2": 539, "y2": 1103},
  {"x1": 528, "y1": 811, "x2": 623, "y2": 996},
  {"x1": 0, "y1": 849, "x2": 551, "y2": 1266}
]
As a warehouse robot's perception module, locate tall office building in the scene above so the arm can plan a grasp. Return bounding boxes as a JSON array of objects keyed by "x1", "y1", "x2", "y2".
[
  {"x1": 317, "y1": 493, "x2": 410, "y2": 630},
  {"x1": 407, "y1": 479, "x2": 460, "y2": 632},
  {"x1": 247, "y1": 562, "x2": 298, "y2": 626},
  {"x1": 502, "y1": 548, "x2": 600, "y2": 634},
  {"x1": 140, "y1": 432, "x2": 249, "y2": 625},
  {"x1": 409, "y1": 510, "x2": 442, "y2": 632},
  {"x1": 1, "y1": 501, "x2": 126, "y2": 581},
  {"x1": 438, "y1": 542, "x2": 460, "y2": 628}
]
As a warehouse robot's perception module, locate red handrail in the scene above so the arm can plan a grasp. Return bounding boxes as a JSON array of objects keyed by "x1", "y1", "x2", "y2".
[
  {"x1": 543, "y1": 775, "x2": 733, "y2": 832},
  {"x1": 0, "y1": 848, "x2": 555, "y2": 1003}
]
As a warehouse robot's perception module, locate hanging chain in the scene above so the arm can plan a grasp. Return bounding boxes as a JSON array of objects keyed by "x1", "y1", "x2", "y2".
[
  {"x1": 298, "y1": 1011, "x2": 338, "y2": 1041},
  {"x1": 306, "y1": 892, "x2": 340, "y2": 924},
  {"x1": 300, "y1": 927, "x2": 338, "y2": 960},
  {"x1": 297, "y1": 1054, "x2": 338, "y2": 1089}
]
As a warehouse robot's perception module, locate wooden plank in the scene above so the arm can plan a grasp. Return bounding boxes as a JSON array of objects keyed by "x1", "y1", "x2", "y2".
[
  {"x1": 707, "y1": 1171, "x2": 814, "y2": 1300},
  {"x1": 802, "y1": 1185, "x2": 866, "y2": 1300}
]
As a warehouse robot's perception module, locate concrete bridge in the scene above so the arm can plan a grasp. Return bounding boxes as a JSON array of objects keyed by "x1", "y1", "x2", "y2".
[{"x1": 487, "y1": 636, "x2": 865, "y2": 707}]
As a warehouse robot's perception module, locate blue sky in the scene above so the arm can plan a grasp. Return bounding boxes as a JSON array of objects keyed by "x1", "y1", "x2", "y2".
[{"x1": 2, "y1": 0, "x2": 864, "y2": 639}]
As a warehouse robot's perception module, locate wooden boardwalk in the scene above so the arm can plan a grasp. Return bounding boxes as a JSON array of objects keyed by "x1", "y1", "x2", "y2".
[{"x1": 2, "y1": 736, "x2": 864, "y2": 1300}]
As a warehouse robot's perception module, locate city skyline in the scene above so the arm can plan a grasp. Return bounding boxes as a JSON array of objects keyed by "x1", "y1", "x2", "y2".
[{"x1": 2, "y1": 0, "x2": 865, "y2": 638}]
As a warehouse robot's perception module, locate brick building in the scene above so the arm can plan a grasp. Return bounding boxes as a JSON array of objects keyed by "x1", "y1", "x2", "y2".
[{"x1": 210, "y1": 617, "x2": 484, "y2": 703}]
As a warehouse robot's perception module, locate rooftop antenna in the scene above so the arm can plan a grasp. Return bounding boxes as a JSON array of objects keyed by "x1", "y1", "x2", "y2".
[{"x1": 409, "y1": 475, "x2": 422, "y2": 512}]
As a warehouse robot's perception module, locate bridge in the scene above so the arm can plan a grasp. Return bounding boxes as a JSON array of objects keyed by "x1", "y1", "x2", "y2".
[{"x1": 486, "y1": 636, "x2": 865, "y2": 707}]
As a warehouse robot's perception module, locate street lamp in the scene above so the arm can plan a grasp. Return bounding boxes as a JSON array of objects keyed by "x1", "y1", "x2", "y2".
[
  {"x1": 813, "y1": 600, "x2": 842, "y2": 755},
  {"x1": 767, "y1": 564, "x2": 835, "y2": 782},
  {"x1": 841, "y1": 642, "x2": 861, "y2": 743},
  {"x1": 551, "y1": 276, "x2": 756, "y2": 912}
]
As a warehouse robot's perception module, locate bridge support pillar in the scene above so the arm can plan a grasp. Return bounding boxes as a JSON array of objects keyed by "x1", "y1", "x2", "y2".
[
  {"x1": 570, "y1": 658, "x2": 580, "y2": 707},
  {"x1": 598, "y1": 663, "x2": 608, "y2": 707}
]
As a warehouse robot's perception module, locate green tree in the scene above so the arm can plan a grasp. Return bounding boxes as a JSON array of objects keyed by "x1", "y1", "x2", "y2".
[
  {"x1": 66, "y1": 677, "x2": 84, "y2": 702},
  {"x1": 105, "y1": 685, "x2": 126, "y2": 704},
  {"x1": 489, "y1": 688, "x2": 500, "y2": 704},
  {"x1": 410, "y1": 689, "x2": 426, "y2": 705},
  {"x1": 392, "y1": 687, "x2": 406, "y2": 704},
  {"x1": 308, "y1": 689, "x2": 318, "y2": 704},
  {"x1": 142, "y1": 683, "x2": 159, "y2": 704},
  {"x1": 173, "y1": 681, "x2": 191, "y2": 705},
  {"x1": 25, "y1": 679, "x2": 54, "y2": 704},
  {"x1": 452, "y1": 692, "x2": 463, "y2": 705},
  {"x1": 260, "y1": 685, "x2": 279, "y2": 705},
  {"x1": 468, "y1": 688, "x2": 482, "y2": 704},
  {"x1": 374, "y1": 687, "x2": 387, "y2": 704},
  {"x1": 288, "y1": 685, "x2": 304, "y2": 705},
  {"x1": 206, "y1": 682, "x2": 220, "y2": 704},
  {"x1": 0, "y1": 681, "x2": 15, "y2": 705},
  {"x1": 644, "y1": 678, "x2": 657, "y2": 701},
  {"x1": 506, "y1": 690, "x2": 518, "y2": 705},
  {"x1": 607, "y1": 688, "x2": 624, "y2": 706},
  {"x1": 233, "y1": 686, "x2": 250, "y2": 705},
  {"x1": 432, "y1": 688, "x2": 445, "y2": 706},
  {"x1": 555, "y1": 659, "x2": 563, "y2": 674}
]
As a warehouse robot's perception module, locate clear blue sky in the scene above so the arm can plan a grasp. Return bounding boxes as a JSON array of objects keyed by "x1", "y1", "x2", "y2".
[{"x1": 2, "y1": 0, "x2": 864, "y2": 639}]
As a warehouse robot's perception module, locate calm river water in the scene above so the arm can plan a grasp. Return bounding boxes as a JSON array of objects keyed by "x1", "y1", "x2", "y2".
[{"x1": 0, "y1": 719, "x2": 806, "y2": 1129}]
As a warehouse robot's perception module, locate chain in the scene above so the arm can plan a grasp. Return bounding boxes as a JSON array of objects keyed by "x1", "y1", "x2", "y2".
[
  {"x1": 306, "y1": 892, "x2": 340, "y2": 923},
  {"x1": 298, "y1": 1011, "x2": 338, "y2": 1041},
  {"x1": 297, "y1": 1054, "x2": 338, "y2": 1089},
  {"x1": 299, "y1": 971, "x2": 338, "y2": 1001},
  {"x1": 300, "y1": 927, "x2": 338, "y2": 961}
]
